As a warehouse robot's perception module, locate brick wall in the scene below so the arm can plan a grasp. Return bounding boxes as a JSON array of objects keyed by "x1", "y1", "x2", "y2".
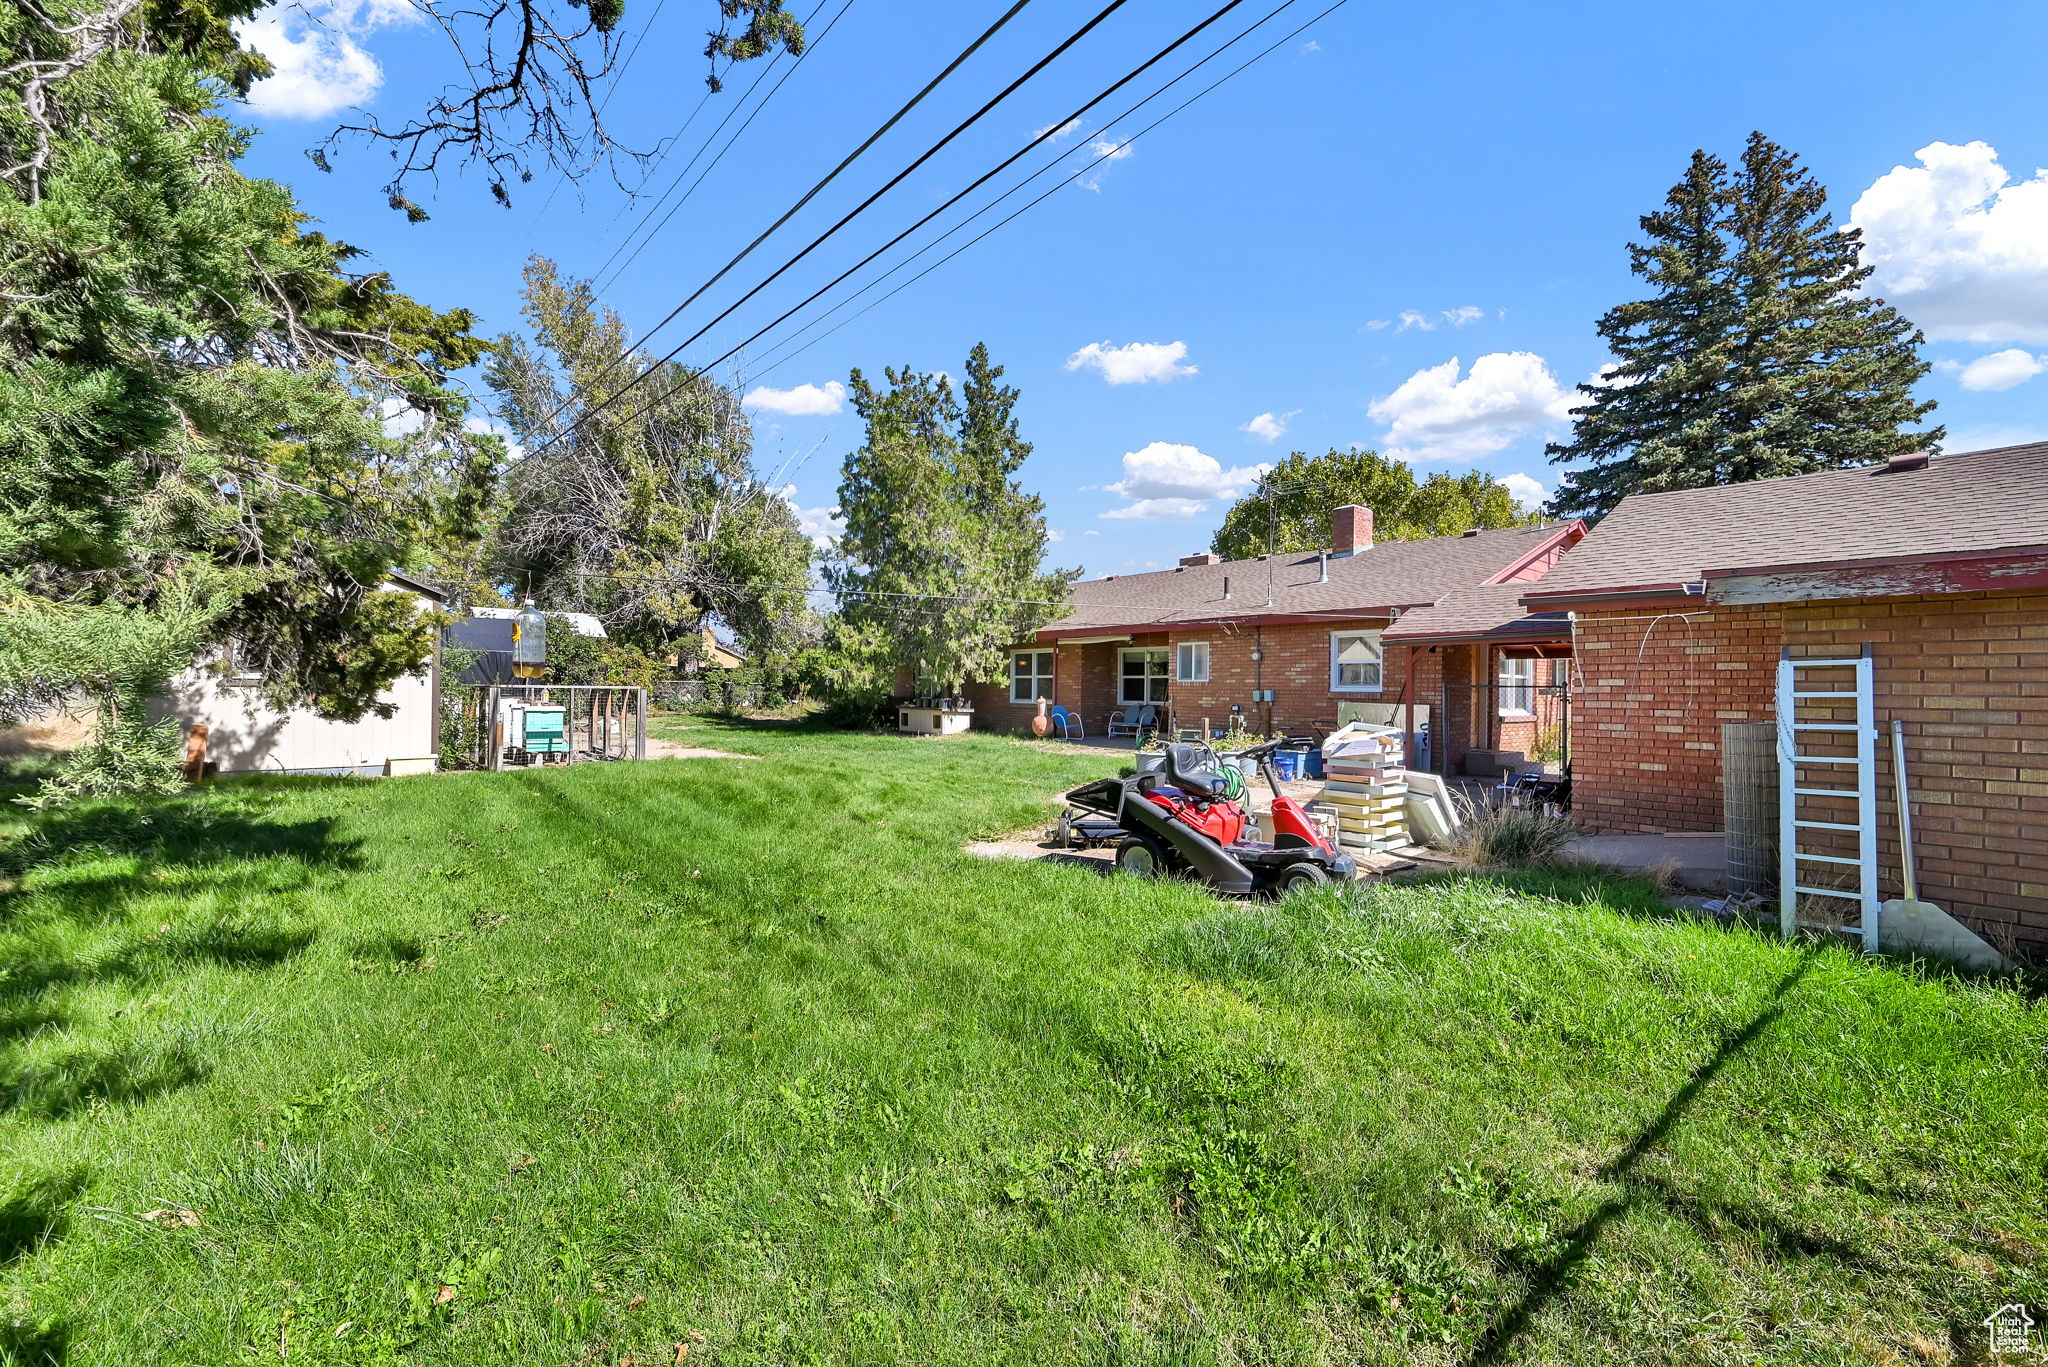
[
  {"x1": 974, "y1": 620, "x2": 1444, "y2": 739},
  {"x1": 1570, "y1": 603, "x2": 1782, "y2": 833},
  {"x1": 1781, "y1": 590, "x2": 2048, "y2": 957}
]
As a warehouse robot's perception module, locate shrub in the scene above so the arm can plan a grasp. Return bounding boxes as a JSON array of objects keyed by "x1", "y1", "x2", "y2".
[
  {"x1": 1531, "y1": 723, "x2": 1567, "y2": 764},
  {"x1": 1446, "y1": 796, "x2": 1577, "y2": 869}
]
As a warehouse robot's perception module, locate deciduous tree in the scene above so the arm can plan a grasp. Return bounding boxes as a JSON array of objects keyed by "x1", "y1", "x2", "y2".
[
  {"x1": 1210, "y1": 449, "x2": 1538, "y2": 560},
  {"x1": 486, "y1": 256, "x2": 813, "y2": 666}
]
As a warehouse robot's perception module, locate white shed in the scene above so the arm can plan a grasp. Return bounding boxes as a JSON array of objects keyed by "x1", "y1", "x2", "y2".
[{"x1": 152, "y1": 574, "x2": 445, "y2": 777}]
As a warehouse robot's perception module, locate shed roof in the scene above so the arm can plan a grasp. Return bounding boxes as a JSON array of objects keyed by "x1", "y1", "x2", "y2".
[
  {"x1": 1041, "y1": 522, "x2": 1580, "y2": 637},
  {"x1": 1525, "y1": 443, "x2": 2048, "y2": 604},
  {"x1": 1382, "y1": 583, "x2": 1572, "y2": 644}
]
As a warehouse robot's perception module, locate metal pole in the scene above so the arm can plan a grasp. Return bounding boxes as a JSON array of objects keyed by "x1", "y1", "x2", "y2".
[
  {"x1": 1891, "y1": 719, "x2": 1917, "y2": 902},
  {"x1": 636, "y1": 688, "x2": 648, "y2": 760}
]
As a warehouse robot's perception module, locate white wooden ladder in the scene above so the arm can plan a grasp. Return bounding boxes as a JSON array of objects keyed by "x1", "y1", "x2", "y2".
[{"x1": 1775, "y1": 646, "x2": 1879, "y2": 953}]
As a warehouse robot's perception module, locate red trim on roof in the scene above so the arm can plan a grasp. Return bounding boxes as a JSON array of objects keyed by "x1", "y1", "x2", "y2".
[{"x1": 1481, "y1": 521, "x2": 1586, "y2": 586}]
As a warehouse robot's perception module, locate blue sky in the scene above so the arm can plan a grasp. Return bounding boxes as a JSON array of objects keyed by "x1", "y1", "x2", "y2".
[{"x1": 234, "y1": 0, "x2": 2048, "y2": 579}]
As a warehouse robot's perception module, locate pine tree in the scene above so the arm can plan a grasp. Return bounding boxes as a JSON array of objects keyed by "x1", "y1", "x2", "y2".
[
  {"x1": 829, "y1": 348, "x2": 1074, "y2": 692},
  {"x1": 1209, "y1": 449, "x2": 1538, "y2": 561},
  {"x1": 1549, "y1": 134, "x2": 1939, "y2": 519}
]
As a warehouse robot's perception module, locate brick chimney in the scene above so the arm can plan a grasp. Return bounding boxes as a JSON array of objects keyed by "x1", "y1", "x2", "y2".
[
  {"x1": 1178, "y1": 552, "x2": 1221, "y2": 567},
  {"x1": 1331, "y1": 504, "x2": 1373, "y2": 556}
]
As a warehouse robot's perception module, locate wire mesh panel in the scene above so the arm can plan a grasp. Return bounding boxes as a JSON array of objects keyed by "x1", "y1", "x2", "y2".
[{"x1": 1722, "y1": 722, "x2": 1778, "y2": 899}]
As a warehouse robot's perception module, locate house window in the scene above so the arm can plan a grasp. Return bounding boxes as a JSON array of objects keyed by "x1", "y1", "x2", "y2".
[
  {"x1": 1010, "y1": 650, "x2": 1054, "y2": 704},
  {"x1": 1119, "y1": 648, "x2": 1170, "y2": 705},
  {"x1": 1498, "y1": 655, "x2": 1535, "y2": 714},
  {"x1": 1330, "y1": 630, "x2": 1383, "y2": 692},
  {"x1": 1176, "y1": 641, "x2": 1210, "y2": 684}
]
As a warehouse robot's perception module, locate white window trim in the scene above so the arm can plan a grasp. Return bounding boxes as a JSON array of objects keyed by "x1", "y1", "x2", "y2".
[
  {"x1": 1329, "y1": 629, "x2": 1384, "y2": 694},
  {"x1": 1175, "y1": 640, "x2": 1210, "y2": 684},
  {"x1": 1497, "y1": 655, "x2": 1536, "y2": 716},
  {"x1": 1009, "y1": 649, "x2": 1054, "y2": 705},
  {"x1": 1117, "y1": 647, "x2": 1171, "y2": 706}
]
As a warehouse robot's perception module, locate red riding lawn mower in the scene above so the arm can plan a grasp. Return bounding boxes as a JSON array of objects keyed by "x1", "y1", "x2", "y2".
[{"x1": 1059, "y1": 738, "x2": 1356, "y2": 896}]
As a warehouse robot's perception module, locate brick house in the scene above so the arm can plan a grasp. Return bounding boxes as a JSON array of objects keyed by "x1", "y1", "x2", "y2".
[
  {"x1": 963, "y1": 507, "x2": 1586, "y2": 774},
  {"x1": 1521, "y1": 442, "x2": 2048, "y2": 955}
]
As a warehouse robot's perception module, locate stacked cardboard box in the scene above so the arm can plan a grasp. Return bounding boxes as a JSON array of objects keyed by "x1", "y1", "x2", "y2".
[{"x1": 1316, "y1": 723, "x2": 1409, "y2": 853}]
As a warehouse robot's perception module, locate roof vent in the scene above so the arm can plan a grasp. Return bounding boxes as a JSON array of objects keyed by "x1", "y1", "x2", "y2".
[
  {"x1": 1317, "y1": 550, "x2": 1329, "y2": 584},
  {"x1": 1887, "y1": 450, "x2": 1933, "y2": 473},
  {"x1": 1460, "y1": 528, "x2": 1481, "y2": 537},
  {"x1": 1178, "y1": 552, "x2": 1221, "y2": 567},
  {"x1": 1222, "y1": 575, "x2": 1231, "y2": 601}
]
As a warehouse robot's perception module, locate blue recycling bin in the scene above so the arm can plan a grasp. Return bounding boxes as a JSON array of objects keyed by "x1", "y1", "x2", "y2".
[{"x1": 1272, "y1": 750, "x2": 1301, "y2": 782}]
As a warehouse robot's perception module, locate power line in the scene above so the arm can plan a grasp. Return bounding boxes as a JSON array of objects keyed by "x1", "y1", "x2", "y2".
[
  {"x1": 726, "y1": 0, "x2": 1350, "y2": 404},
  {"x1": 744, "y1": 0, "x2": 1317, "y2": 381},
  {"x1": 590, "y1": 0, "x2": 847, "y2": 291},
  {"x1": 543, "y1": 0, "x2": 1267, "y2": 460},
  {"x1": 559, "y1": 0, "x2": 1141, "y2": 445},
  {"x1": 526, "y1": 0, "x2": 1039, "y2": 444}
]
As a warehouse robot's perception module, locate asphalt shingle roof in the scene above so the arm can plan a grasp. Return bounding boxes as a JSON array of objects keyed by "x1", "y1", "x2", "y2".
[
  {"x1": 1526, "y1": 443, "x2": 2048, "y2": 602},
  {"x1": 1042, "y1": 522, "x2": 1575, "y2": 636},
  {"x1": 1381, "y1": 583, "x2": 1571, "y2": 643}
]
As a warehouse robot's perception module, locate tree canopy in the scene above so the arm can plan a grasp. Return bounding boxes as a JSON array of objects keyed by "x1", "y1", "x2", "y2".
[
  {"x1": 828, "y1": 345, "x2": 1074, "y2": 691},
  {"x1": 2, "y1": 0, "x2": 498, "y2": 798},
  {"x1": 1209, "y1": 449, "x2": 1540, "y2": 560},
  {"x1": 1548, "y1": 132, "x2": 1940, "y2": 519},
  {"x1": 485, "y1": 256, "x2": 815, "y2": 667}
]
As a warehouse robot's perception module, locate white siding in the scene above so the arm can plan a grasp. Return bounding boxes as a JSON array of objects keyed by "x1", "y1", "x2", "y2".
[{"x1": 151, "y1": 590, "x2": 441, "y2": 776}]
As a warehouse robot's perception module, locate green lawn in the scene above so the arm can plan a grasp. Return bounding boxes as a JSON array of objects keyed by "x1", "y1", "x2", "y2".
[{"x1": 1, "y1": 720, "x2": 2043, "y2": 1365}]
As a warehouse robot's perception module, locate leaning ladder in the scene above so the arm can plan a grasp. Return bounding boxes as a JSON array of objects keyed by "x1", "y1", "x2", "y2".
[{"x1": 1775, "y1": 645, "x2": 1879, "y2": 953}]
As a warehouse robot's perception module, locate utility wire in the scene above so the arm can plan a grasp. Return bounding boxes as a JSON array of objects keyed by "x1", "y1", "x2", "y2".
[
  {"x1": 590, "y1": 0, "x2": 847, "y2": 290},
  {"x1": 543, "y1": 0, "x2": 1271, "y2": 461},
  {"x1": 729, "y1": 0, "x2": 1350, "y2": 404},
  {"x1": 746, "y1": 0, "x2": 1312, "y2": 380},
  {"x1": 527, "y1": 0, "x2": 1040, "y2": 442}
]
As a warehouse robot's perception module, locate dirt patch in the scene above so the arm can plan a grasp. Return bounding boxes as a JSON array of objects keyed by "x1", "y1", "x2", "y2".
[{"x1": 646, "y1": 738, "x2": 756, "y2": 761}]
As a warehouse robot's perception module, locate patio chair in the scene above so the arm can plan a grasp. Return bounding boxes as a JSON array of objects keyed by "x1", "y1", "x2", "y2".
[
  {"x1": 1106, "y1": 704, "x2": 1158, "y2": 742},
  {"x1": 1048, "y1": 705, "x2": 1084, "y2": 739}
]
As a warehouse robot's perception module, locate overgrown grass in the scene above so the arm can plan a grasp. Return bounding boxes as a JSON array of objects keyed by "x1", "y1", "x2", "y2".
[
  {"x1": 1445, "y1": 795, "x2": 1579, "y2": 868},
  {"x1": 0, "y1": 720, "x2": 2042, "y2": 1364}
]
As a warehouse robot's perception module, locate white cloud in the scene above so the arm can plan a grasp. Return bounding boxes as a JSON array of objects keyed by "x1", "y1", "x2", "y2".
[
  {"x1": 1046, "y1": 528, "x2": 1066, "y2": 543},
  {"x1": 1369, "y1": 305, "x2": 1488, "y2": 333},
  {"x1": 1065, "y1": 340, "x2": 1196, "y2": 385},
  {"x1": 1300, "y1": 39, "x2": 1321, "y2": 52},
  {"x1": 742, "y1": 380, "x2": 846, "y2": 416},
  {"x1": 1103, "y1": 499, "x2": 1209, "y2": 521},
  {"x1": 1367, "y1": 352, "x2": 1573, "y2": 462},
  {"x1": 1944, "y1": 348, "x2": 2045, "y2": 392},
  {"x1": 777, "y1": 484, "x2": 845, "y2": 549},
  {"x1": 1082, "y1": 529, "x2": 1100, "y2": 537},
  {"x1": 1851, "y1": 141, "x2": 2048, "y2": 344},
  {"x1": 1078, "y1": 137, "x2": 1134, "y2": 191},
  {"x1": 1099, "y1": 441, "x2": 1268, "y2": 520},
  {"x1": 1241, "y1": 409, "x2": 1300, "y2": 443},
  {"x1": 1500, "y1": 473, "x2": 1550, "y2": 511},
  {"x1": 1035, "y1": 117, "x2": 1082, "y2": 142},
  {"x1": 239, "y1": 0, "x2": 417, "y2": 119}
]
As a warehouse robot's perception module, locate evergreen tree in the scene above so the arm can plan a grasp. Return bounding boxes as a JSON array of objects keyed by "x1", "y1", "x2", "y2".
[
  {"x1": 1550, "y1": 133, "x2": 1939, "y2": 519},
  {"x1": 829, "y1": 349, "x2": 1074, "y2": 692},
  {"x1": 2, "y1": 0, "x2": 495, "y2": 799},
  {"x1": 1209, "y1": 449, "x2": 1539, "y2": 561}
]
